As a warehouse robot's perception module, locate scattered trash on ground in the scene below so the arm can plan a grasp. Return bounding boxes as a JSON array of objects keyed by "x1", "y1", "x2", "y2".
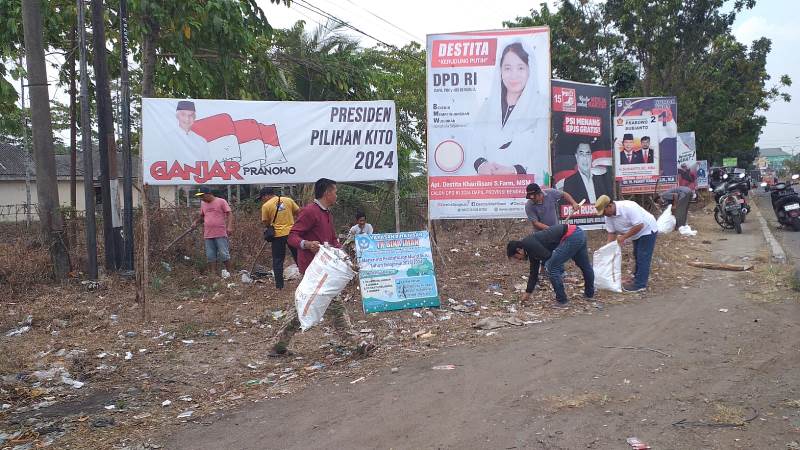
[
  {"x1": 432, "y1": 365, "x2": 457, "y2": 370},
  {"x1": 626, "y1": 437, "x2": 651, "y2": 449}
]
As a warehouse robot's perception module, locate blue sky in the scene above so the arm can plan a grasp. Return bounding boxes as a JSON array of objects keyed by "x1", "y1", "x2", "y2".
[
  {"x1": 264, "y1": 0, "x2": 798, "y2": 156},
  {"x1": 732, "y1": 0, "x2": 799, "y2": 155}
]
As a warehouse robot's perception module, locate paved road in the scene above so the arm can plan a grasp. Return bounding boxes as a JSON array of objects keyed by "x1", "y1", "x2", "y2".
[
  {"x1": 166, "y1": 222, "x2": 800, "y2": 450},
  {"x1": 752, "y1": 188, "x2": 800, "y2": 271}
]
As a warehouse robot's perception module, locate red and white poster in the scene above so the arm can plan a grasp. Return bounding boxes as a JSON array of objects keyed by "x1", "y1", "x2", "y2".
[
  {"x1": 142, "y1": 98, "x2": 397, "y2": 185},
  {"x1": 426, "y1": 28, "x2": 551, "y2": 219}
]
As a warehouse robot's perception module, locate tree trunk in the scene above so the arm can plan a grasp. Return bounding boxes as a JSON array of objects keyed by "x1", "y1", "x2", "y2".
[
  {"x1": 141, "y1": 12, "x2": 160, "y2": 208},
  {"x1": 21, "y1": 0, "x2": 70, "y2": 279},
  {"x1": 91, "y1": 0, "x2": 120, "y2": 271}
]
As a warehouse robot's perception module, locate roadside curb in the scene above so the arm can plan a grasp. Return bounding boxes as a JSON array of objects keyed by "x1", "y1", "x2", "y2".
[{"x1": 751, "y1": 200, "x2": 786, "y2": 263}]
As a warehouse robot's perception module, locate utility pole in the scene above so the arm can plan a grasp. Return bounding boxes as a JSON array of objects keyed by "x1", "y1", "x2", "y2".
[
  {"x1": 18, "y1": 54, "x2": 32, "y2": 227},
  {"x1": 119, "y1": 0, "x2": 134, "y2": 273},
  {"x1": 77, "y1": 0, "x2": 98, "y2": 279},
  {"x1": 90, "y1": 0, "x2": 121, "y2": 271},
  {"x1": 69, "y1": 26, "x2": 77, "y2": 215}
]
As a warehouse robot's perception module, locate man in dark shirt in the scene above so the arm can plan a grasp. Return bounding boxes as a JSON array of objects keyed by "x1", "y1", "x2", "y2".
[
  {"x1": 507, "y1": 224, "x2": 594, "y2": 307},
  {"x1": 658, "y1": 186, "x2": 693, "y2": 228}
]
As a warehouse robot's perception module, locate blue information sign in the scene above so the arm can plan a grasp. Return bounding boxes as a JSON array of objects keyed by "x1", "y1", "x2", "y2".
[{"x1": 354, "y1": 231, "x2": 440, "y2": 313}]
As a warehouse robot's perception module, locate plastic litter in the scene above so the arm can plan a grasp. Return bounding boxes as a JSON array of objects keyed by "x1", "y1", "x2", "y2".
[
  {"x1": 678, "y1": 225, "x2": 698, "y2": 236},
  {"x1": 593, "y1": 241, "x2": 623, "y2": 293},
  {"x1": 240, "y1": 271, "x2": 253, "y2": 284},
  {"x1": 177, "y1": 410, "x2": 194, "y2": 419},
  {"x1": 432, "y1": 365, "x2": 457, "y2": 370},
  {"x1": 626, "y1": 437, "x2": 651, "y2": 449},
  {"x1": 221, "y1": 269, "x2": 231, "y2": 279},
  {"x1": 656, "y1": 204, "x2": 676, "y2": 233},
  {"x1": 295, "y1": 246, "x2": 356, "y2": 331},
  {"x1": 284, "y1": 264, "x2": 301, "y2": 280},
  {"x1": 5, "y1": 315, "x2": 33, "y2": 337}
]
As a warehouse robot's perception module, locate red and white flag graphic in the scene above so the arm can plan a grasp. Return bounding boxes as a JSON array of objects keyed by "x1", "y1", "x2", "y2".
[
  {"x1": 259, "y1": 123, "x2": 287, "y2": 166},
  {"x1": 234, "y1": 119, "x2": 266, "y2": 166},
  {"x1": 191, "y1": 113, "x2": 241, "y2": 162}
]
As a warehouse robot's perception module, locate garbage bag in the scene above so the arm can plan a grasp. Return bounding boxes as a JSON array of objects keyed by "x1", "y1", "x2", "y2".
[
  {"x1": 295, "y1": 246, "x2": 355, "y2": 331},
  {"x1": 593, "y1": 241, "x2": 622, "y2": 293},
  {"x1": 656, "y1": 205, "x2": 676, "y2": 234}
]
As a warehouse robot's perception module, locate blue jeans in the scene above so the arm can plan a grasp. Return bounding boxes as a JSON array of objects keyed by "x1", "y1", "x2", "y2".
[
  {"x1": 204, "y1": 237, "x2": 231, "y2": 263},
  {"x1": 544, "y1": 227, "x2": 594, "y2": 303},
  {"x1": 632, "y1": 231, "x2": 657, "y2": 289}
]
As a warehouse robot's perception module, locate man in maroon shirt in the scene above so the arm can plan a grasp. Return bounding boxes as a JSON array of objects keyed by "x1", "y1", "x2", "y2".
[
  {"x1": 287, "y1": 178, "x2": 340, "y2": 274},
  {"x1": 271, "y1": 178, "x2": 367, "y2": 357}
]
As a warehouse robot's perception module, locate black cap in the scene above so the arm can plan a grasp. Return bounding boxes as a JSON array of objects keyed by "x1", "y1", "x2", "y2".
[
  {"x1": 259, "y1": 187, "x2": 275, "y2": 198},
  {"x1": 622, "y1": 133, "x2": 634, "y2": 141},
  {"x1": 194, "y1": 186, "x2": 211, "y2": 197},
  {"x1": 525, "y1": 183, "x2": 541, "y2": 197},
  {"x1": 177, "y1": 100, "x2": 196, "y2": 112}
]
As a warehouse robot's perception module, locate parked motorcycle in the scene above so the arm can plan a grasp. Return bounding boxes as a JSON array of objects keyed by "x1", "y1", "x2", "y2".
[
  {"x1": 711, "y1": 172, "x2": 751, "y2": 224},
  {"x1": 761, "y1": 174, "x2": 800, "y2": 231}
]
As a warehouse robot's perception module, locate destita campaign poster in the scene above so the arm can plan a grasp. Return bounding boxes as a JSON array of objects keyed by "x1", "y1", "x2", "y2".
[
  {"x1": 354, "y1": 232, "x2": 440, "y2": 313},
  {"x1": 142, "y1": 98, "x2": 397, "y2": 185},
  {"x1": 551, "y1": 80, "x2": 612, "y2": 229},
  {"x1": 613, "y1": 97, "x2": 678, "y2": 194},
  {"x1": 426, "y1": 27, "x2": 551, "y2": 219}
]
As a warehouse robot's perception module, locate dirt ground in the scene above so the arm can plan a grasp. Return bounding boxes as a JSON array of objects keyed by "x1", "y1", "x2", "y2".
[{"x1": 1, "y1": 203, "x2": 798, "y2": 449}]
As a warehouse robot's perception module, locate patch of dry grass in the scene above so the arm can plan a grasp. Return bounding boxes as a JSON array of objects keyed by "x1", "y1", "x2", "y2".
[
  {"x1": 711, "y1": 403, "x2": 746, "y2": 425},
  {"x1": 546, "y1": 392, "x2": 609, "y2": 410}
]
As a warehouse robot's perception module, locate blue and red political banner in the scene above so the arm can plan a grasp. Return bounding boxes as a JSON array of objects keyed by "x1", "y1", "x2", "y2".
[{"x1": 613, "y1": 97, "x2": 678, "y2": 194}]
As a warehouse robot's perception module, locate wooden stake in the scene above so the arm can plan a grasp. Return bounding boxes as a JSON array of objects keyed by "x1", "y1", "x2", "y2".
[{"x1": 688, "y1": 261, "x2": 753, "y2": 271}]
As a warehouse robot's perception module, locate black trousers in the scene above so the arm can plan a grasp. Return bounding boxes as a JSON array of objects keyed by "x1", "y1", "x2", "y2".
[
  {"x1": 272, "y1": 236, "x2": 298, "y2": 289},
  {"x1": 673, "y1": 194, "x2": 691, "y2": 228}
]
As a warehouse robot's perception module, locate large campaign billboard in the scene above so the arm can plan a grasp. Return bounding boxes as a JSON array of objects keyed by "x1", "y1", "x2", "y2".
[
  {"x1": 142, "y1": 98, "x2": 398, "y2": 185},
  {"x1": 613, "y1": 97, "x2": 678, "y2": 194},
  {"x1": 551, "y1": 80, "x2": 612, "y2": 229},
  {"x1": 426, "y1": 27, "x2": 551, "y2": 219}
]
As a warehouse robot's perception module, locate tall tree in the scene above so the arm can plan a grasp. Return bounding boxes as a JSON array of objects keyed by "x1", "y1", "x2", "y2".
[{"x1": 21, "y1": 0, "x2": 70, "y2": 279}]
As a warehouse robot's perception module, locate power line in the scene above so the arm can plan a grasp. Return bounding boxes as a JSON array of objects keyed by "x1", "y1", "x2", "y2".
[
  {"x1": 291, "y1": 0, "x2": 425, "y2": 64},
  {"x1": 339, "y1": 0, "x2": 422, "y2": 43}
]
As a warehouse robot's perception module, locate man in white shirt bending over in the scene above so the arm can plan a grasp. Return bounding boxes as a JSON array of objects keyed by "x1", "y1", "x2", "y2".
[
  {"x1": 348, "y1": 211, "x2": 373, "y2": 239},
  {"x1": 595, "y1": 195, "x2": 658, "y2": 293}
]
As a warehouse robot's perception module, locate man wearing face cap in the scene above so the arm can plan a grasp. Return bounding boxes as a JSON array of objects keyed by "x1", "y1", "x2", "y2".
[{"x1": 170, "y1": 100, "x2": 210, "y2": 161}]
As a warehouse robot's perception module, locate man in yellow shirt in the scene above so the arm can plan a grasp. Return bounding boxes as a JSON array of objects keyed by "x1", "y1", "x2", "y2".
[{"x1": 260, "y1": 187, "x2": 300, "y2": 289}]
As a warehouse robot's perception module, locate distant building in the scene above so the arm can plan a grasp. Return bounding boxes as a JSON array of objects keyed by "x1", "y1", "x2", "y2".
[
  {"x1": 0, "y1": 142, "x2": 177, "y2": 221},
  {"x1": 758, "y1": 147, "x2": 792, "y2": 170}
]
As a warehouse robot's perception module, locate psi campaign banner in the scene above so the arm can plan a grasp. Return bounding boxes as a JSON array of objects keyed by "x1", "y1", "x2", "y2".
[
  {"x1": 142, "y1": 98, "x2": 397, "y2": 185},
  {"x1": 677, "y1": 131, "x2": 699, "y2": 191},
  {"x1": 614, "y1": 97, "x2": 678, "y2": 194},
  {"x1": 551, "y1": 80, "x2": 613, "y2": 230},
  {"x1": 354, "y1": 232, "x2": 440, "y2": 313},
  {"x1": 427, "y1": 27, "x2": 551, "y2": 219}
]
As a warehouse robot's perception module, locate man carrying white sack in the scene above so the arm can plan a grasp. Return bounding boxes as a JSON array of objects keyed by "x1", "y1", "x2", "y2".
[
  {"x1": 595, "y1": 195, "x2": 658, "y2": 293},
  {"x1": 269, "y1": 178, "x2": 373, "y2": 357}
]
